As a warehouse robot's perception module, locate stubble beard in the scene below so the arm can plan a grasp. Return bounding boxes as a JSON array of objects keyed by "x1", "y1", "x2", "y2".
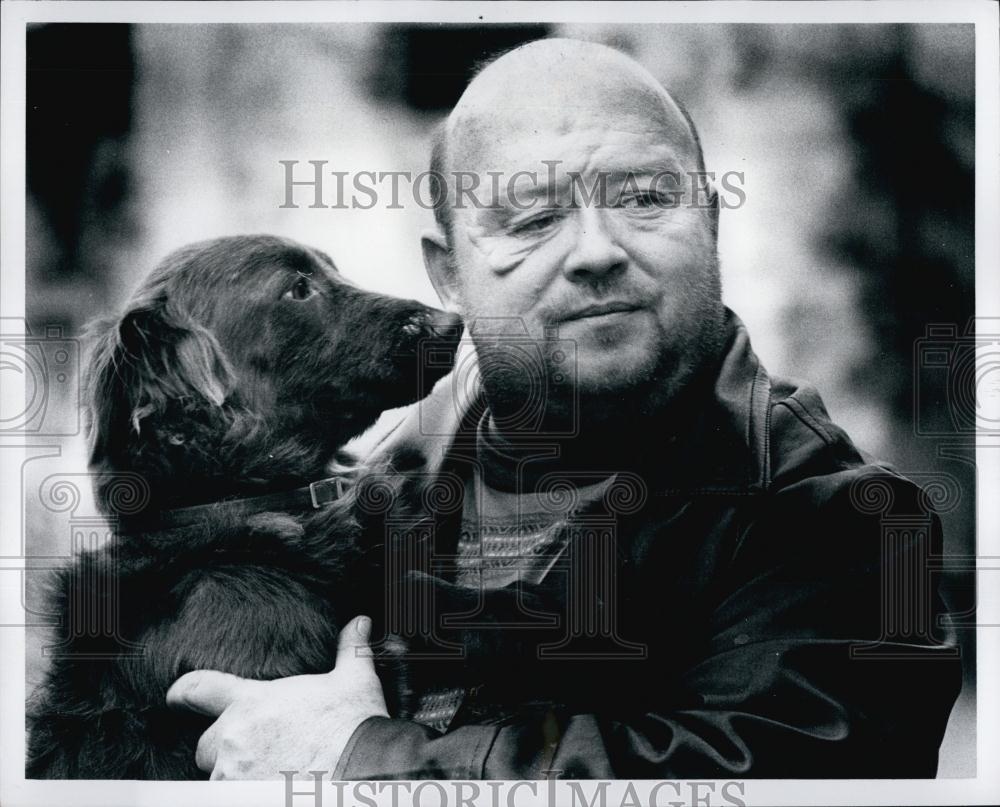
[{"x1": 473, "y1": 255, "x2": 727, "y2": 445}]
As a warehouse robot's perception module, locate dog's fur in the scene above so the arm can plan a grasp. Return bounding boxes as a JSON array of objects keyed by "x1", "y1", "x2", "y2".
[{"x1": 26, "y1": 235, "x2": 465, "y2": 779}]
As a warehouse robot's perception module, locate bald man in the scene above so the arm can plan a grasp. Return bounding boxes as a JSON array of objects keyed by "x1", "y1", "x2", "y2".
[{"x1": 168, "y1": 39, "x2": 961, "y2": 780}]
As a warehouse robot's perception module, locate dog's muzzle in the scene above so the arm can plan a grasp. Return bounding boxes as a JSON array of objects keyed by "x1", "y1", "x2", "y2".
[{"x1": 424, "y1": 310, "x2": 463, "y2": 340}]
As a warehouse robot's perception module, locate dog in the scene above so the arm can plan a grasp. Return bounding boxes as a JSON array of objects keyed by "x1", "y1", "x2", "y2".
[{"x1": 25, "y1": 234, "x2": 466, "y2": 779}]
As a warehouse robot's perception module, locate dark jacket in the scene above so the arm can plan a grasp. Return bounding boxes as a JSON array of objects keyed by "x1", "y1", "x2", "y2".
[{"x1": 335, "y1": 311, "x2": 962, "y2": 780}]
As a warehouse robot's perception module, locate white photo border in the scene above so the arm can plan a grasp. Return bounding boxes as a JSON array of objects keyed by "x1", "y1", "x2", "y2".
[{"x1": 2, "y1": 2, "x2": 997, "y2": 806}]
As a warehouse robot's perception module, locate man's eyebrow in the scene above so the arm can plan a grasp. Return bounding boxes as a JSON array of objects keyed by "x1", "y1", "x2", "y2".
[
  {"x1": 532, "y1": 158, "x2": 688, "y2": 191},
  {"x1": 501, "y1": 165, "x2": 683, "y2": 207},
  {"x1": 471, "y1": 180, "x2": 568, "y2": 220},
  {"x1": 595, "y1": 158, "x2": 686, "y2": 181}
]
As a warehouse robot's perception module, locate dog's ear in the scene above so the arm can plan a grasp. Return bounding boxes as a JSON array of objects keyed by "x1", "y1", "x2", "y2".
[{"x1": 85, "y1": 301, "x2": 234, "y2": 468}]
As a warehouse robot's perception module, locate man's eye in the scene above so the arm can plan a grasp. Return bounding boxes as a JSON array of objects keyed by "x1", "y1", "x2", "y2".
[
  {"x1": 512, "y1": 212, "x2": 559, "y2": 234},
  {"x1": 284, "y1": 276, "x2": 317, "y2": 301},
  {"x1": 619, "y1": 191, "x2": 662, "y2": 209}
]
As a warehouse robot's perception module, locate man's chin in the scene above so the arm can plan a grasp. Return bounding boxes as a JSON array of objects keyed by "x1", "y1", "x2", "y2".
[{"x1": 570, "y1": 346, "x2": 663, "y2": 394}]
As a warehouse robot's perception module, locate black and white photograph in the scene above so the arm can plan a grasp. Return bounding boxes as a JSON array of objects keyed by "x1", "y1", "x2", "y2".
[{"x1": 1, "y1": 2, "x2": 997, "y2": 806}]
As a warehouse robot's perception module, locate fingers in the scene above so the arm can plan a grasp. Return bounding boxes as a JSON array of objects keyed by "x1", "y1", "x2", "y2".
[
  {"x1": 335, "y1": 615, "x2": 374, "y2": 670},
  {"x1": 166, "y1": 670, "x2": 257, "y2": 717},
  {"x1": 195, "y1": 720, "x2": 220, "y2": 774}
]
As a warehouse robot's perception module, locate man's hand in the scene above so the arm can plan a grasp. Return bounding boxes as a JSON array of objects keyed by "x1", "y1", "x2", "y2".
[{"x1": 165, "y1": 615, "x2": 388, "y2": 780}]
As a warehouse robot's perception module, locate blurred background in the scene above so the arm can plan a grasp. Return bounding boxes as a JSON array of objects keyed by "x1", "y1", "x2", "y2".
[{"x1": 22, "y1": 22, "x2": 976, "y2": 775}]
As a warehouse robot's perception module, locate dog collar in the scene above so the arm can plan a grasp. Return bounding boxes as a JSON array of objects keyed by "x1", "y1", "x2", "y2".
[{"x1": 118, "y1": 475, "x2": 349, "y2": 532}]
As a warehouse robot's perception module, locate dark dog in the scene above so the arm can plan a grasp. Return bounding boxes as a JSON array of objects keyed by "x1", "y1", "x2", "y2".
[{"x1": 26, "y1": 235, "x2": 464, "y2": 779}]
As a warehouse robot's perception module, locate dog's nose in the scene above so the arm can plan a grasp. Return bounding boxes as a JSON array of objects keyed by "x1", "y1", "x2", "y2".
[{"x1": 424, "y1": 310, "x2": 464, "y2": 340}]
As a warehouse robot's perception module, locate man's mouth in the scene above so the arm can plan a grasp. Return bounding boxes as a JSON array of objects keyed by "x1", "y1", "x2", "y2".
[{"x1": 559, "y1": 301, "x2": 643, "y2": 322}]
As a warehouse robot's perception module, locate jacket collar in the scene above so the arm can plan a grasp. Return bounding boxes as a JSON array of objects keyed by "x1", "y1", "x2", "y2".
[
  {"x1": 375, "y1": 308, "x2": 771, "y2": 496},
  {"x1": 668, "y1": 308, "x2": 772, "y2": 494}
]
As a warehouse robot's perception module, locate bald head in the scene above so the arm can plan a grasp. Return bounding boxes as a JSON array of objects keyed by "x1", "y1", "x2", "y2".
[
  {"x1": 451, "y1": 39, "x2": 698, "y2": 155},
  {"x1": 430, "y1": 38, "x2": 706, "y2": 243}
]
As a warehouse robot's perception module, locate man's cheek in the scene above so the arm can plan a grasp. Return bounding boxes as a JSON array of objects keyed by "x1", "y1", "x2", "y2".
[
  {"x1": 634, "y1": 237, "x2": 715, "y2": 291},
  {"x1": 464, "y1": 226, "x2": 534, "y2": 276}
]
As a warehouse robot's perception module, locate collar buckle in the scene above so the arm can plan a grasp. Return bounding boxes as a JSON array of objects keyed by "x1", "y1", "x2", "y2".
[{"x1": 309, "y1": 477, "x2": 346, "y2": 509}]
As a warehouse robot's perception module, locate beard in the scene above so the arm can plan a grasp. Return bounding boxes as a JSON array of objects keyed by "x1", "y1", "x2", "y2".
[{"x1": 472, "y1": 256, "x2": 727, "y2": 441}]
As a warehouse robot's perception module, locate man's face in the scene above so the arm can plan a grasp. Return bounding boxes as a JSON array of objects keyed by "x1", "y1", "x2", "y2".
[{"x1": 439, "y1": 71, "x2": 724, "y2": 419}]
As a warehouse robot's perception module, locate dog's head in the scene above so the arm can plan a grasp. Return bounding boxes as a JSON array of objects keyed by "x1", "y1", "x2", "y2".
[{"x1": 86, "y1": 235, "x2": 462, "y2": 504}]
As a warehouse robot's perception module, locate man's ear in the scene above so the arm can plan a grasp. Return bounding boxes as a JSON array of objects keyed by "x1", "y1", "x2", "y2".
[
  {"x1": 85, "y1": 301, "x2": 234, "y2": 468},
  {"x1": 421, "y1": 229, "x2": 460, "y2": 314},
  {"x1": 704, "y1": 177, "x2": 720, "y2": 238}
]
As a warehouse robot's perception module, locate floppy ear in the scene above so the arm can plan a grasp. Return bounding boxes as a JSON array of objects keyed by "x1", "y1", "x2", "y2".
[{"x1": 85, "y1": 301, "x2": 234, "y2": 468}]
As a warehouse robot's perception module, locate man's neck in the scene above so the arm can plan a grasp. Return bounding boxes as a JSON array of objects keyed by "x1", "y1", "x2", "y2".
[
  {"x1": 477, "y1": 407, "x2": 670, "y2": 494},
  {"x1": 477, "y1": 366, "x2": 717, "y2": 490}
]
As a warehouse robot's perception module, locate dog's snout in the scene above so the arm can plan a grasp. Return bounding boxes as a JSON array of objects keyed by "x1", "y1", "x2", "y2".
[
  {"x1": 424, "y1": 310, "x2": 463, "y2": 340},
  {"x1": 403, "y1": 308, "x2": 462, "y2": 341}
]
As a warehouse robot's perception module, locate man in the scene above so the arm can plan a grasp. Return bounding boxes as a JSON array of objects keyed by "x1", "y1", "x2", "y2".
[{"x1": 166, "y1": 38, "x2": 961, "y2": 779}]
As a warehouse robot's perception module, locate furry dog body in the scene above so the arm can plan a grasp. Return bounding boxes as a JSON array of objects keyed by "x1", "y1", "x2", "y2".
[{"x1": 27, "y1": 235, "x2": 463, "y2": 779}]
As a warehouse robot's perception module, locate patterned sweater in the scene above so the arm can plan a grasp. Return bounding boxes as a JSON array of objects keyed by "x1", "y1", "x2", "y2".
[{"x1": 412, "y1": 416, "x2": 613, "y2": 731}]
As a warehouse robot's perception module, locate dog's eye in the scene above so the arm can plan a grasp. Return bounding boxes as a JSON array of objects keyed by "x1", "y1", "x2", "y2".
[{"x1": 285, "y1": 276, "x2": 316, "y2": 301}]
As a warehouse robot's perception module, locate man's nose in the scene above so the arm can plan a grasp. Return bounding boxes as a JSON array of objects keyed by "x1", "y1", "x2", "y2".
[{"x1": 560, "y1": 207, "x2": 628, "y2": 283}]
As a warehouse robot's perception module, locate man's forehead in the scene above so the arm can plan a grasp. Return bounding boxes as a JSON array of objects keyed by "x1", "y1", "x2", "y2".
[
  {"x1": 447, "y1": 45, "x2": 697, "y2": 173},
  {"x1": 449, "y1": 104, "x2": 695, "y2": 179}
]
